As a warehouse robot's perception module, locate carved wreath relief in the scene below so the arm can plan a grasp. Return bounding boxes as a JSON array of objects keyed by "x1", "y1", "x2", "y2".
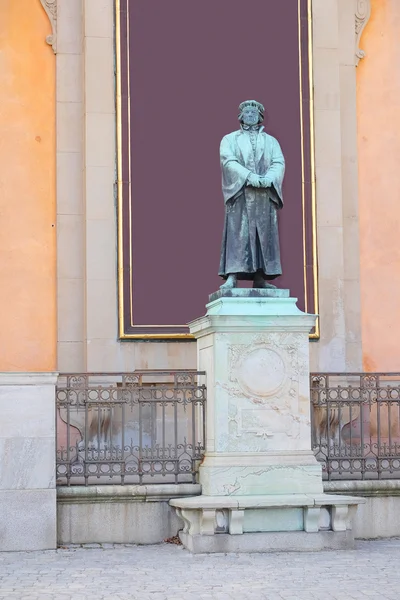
[
  {"x1": 229, "y1": 333, "x2": 305, "y2": 400},
  {"x1": 225, "y1": 333, "x2": 307, "y2": 445},
  {"x1": 234, "y1": 346, "x2": 286, "y2": 398}
]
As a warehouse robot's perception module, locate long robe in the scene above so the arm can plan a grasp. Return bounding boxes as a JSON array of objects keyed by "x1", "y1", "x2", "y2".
[{"x1": 218, "y1": 126, "x2": 285, "y2": 280}]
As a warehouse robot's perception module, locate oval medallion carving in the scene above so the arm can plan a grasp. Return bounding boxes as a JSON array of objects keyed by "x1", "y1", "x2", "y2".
[{"x1": 236, "y1": 347, "x2": 286, "y2": 398}]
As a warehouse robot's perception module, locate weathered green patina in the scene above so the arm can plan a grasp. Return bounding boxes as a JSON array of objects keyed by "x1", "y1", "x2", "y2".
[{"x1": 219, "y1": 101, "x2": 285, "y2": 290}]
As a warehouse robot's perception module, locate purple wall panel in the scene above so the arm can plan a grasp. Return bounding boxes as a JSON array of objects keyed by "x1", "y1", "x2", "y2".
[{"x1": 119, "y1": 0, "x2": 315, "y2": 338}]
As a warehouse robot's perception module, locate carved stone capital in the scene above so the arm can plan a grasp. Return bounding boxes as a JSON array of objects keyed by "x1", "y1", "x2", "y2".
[
  {"x1": 355, "y1": 0, "x2": 371, "y2": 66},
  {"x1": 39, "y1": 0, "x2": 57, "y2": 54}
]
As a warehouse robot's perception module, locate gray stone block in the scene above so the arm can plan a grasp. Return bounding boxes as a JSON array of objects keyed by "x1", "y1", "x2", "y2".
[
  {"x1": 0, "y1": 384, "x2": 55, "y2": 439},
  {"x1": 0, "y1": 489, "x2": 56, "y2": 551},
  {"x1": 57, "y1": 499, "x2": 183, "y2": 545},
  {"x1": 0, "y1": 438, "x2": 55, "y2": 490}
]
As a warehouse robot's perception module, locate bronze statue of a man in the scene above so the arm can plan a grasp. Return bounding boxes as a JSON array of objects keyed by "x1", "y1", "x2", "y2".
[{"x1": 219, "y1": 100, "x2": 285, "y2": 289}]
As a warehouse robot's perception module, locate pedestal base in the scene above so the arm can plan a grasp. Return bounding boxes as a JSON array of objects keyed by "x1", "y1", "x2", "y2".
[
  {"x1": 179, "y1": 530, "x2": 354, "y2": 554},
  {"x1": 170, "y1": 493, "x2": 364, "y2": 554},
  {"x1": 200, "y1": 452, "x2": 323, "y2": 496},
  {"x1": 184, "y1": 294, "x2": 364, "y2": 553}
]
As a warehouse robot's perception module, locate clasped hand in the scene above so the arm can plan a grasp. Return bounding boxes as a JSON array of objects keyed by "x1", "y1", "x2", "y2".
[{"x1": 247, "y1": 173, "x2": 272, "y2": 189}]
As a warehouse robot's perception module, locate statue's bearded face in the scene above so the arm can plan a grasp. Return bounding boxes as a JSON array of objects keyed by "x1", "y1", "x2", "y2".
[{"x1": 241, "y1": 106, "x2": 260, "y2": 126}]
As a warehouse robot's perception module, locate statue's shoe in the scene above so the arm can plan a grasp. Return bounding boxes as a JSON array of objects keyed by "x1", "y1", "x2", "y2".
[
  {"x1": 220, "y1": 275, "x2": 237, "y2": 290},
  {"x1": 253, "y1": 279, "x2": 277, "y2": 289}
]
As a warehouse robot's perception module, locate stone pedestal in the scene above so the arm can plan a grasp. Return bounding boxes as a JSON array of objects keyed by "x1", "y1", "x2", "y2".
[
  {"x1": 0, "y1": 373, "x2": 57, "y2": 551},
  {"x1": 170, "y1": 291, "x2": 364, "y2": 552}
]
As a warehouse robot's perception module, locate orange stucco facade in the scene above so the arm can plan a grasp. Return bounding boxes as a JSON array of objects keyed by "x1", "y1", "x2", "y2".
[
  {"x1": 0, "y1": 0, "x2": 56, "y2": 371},
  {"x1": 0, "y1": 0, "x2": 398, "y2": 375},
  {"x1": 357, "y1": 0, "x2": 400, "y2": 372}
]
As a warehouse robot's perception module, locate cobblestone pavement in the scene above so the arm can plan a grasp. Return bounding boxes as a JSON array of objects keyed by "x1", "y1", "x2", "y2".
[{"x1": 0, "y1": 539, "x2": 399, "y2": 600}]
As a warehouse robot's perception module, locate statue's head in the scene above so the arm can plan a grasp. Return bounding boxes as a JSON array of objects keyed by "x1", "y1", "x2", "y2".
[{"x1": 238, "y1": 100, "x2": 265, "y2": 126}]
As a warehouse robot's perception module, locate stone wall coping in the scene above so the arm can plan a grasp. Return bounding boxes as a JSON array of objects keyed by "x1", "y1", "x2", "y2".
[
  {"x1": 324, "y1": 480, "x2": 400, "y2": 497},
  {"x1": 0, "y1": 373, "x2": 59, "y2": 386},
  {"x1": 57, "y1": 479, "x2": 400, "y2": 503},
  {"x1": 57, "y1": 481, "x2": 400, "y2": 504},
  {"x1": 57, "y1": 484, "x2": 201, "y2": 504}
]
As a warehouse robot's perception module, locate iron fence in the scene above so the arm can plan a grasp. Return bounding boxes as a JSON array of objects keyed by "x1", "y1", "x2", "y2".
[
  {"x1": 311, "y1": 373, "x2": 400, "y2": 480},
  {"x1": 57, "y1": 371, "x2": 400, "y2": 486},
  {"x1": 56, "y1": 371, "x2": 206, "y2": 486}
]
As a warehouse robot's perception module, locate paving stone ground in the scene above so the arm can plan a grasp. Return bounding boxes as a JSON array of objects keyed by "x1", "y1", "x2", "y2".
[{"x1": 0, "y1": 539, "x2": 399, "y2": 600}]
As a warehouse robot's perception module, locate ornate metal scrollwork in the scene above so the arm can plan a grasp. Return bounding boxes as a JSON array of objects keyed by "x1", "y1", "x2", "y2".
[
  {"x1": 355, "y1": 0, "x2": 371, "y2": 66},
  {"x1": 39, "y1": 0, "x2": 57, "y2": 54}
]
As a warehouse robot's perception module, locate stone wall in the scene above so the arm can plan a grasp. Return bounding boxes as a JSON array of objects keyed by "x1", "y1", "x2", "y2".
[
  {"x1": 0, "y1": 374, "x2": 57, "y2": 551},
  {"x1": 57, "y1": 484, "x2": 200, "y2": 545},
  {"x1": 57, "y1": 481, "x2": 400, "y2": 545},
  {"x1": 325, "y1": 480, "x2": 400, "y2": 539}
]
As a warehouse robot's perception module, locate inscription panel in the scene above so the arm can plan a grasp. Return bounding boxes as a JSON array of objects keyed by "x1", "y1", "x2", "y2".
[{"x1": 213, "y1": 331, "x2": 310, "y2": 453}]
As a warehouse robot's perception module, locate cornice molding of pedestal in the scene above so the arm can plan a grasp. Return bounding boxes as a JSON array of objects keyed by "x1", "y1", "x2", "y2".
[
  {"x1": 39, "y1": 0, "x2": 57, "y2": 54},
  {"x1": 355, "y1": 0, "x2": 371, "y2": 66}
]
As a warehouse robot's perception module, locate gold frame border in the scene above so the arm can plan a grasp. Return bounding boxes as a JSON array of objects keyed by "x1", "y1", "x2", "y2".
[
  {"x1": 116, "y1": 0, "x2": 319, "y2": 340},
  {"x1": 308, "y1": 0, "x2": 320, "y2": 340},
  {"x1": 116, "y1": 0, "x2": 124, "y2": 338}
]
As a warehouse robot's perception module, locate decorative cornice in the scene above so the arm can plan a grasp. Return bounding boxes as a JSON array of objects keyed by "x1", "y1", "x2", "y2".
[
  {"x1": 39, "y1": 0, "x2": 57, "y2": 54},
  {"x1": 355, "y1": 0, "x2": 371, "y2": 66}
]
